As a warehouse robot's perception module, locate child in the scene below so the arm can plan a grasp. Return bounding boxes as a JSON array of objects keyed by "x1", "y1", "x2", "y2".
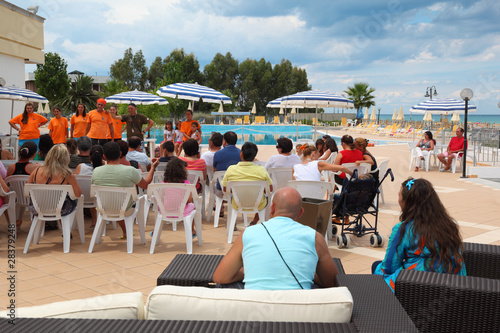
[
  {"x1": 159, "y1": 141, "x2": 175, "y2": 163},
  {"x1": 163, "y1": 121, "x2": 175, "y2": 143},
  {"x1": 174, "y1": 120, "x2": 183, "y2": 156},
  {"x1": 190, "y1": 122, "x2": 202, "y2": 145},
  {"x1": 162, "y1": 158, "x2": 196, "y2": 238}
]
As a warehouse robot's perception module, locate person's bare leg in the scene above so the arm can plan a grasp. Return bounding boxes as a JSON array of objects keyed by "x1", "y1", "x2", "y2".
[
  {"x1": 118, "y1": 220, "x2": 127, "y2": 238},
  {"x1": 90, "y1": 208, "x2": 97, "y2": 227}
]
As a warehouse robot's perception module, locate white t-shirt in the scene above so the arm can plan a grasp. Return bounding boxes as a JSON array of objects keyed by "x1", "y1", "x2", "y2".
[
  {"x1": 293, "y1": 161, "x2": 321, "y2": 181},
  {"x1": 201, "y1": 150, "x2": 216, "y2": 167},
  {"x1": 164, "y1": 129, "x2": 175, "y2": 141},
  {"x1": 265, "y1": 154, "x2": 301, "y2": 170}
]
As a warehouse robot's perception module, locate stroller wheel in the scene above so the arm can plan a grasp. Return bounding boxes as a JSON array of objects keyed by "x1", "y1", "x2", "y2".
[
  {"x1": 370, "y1": 234, "x2": 385, "y2": 247},
  {"x1": 332, "y1": 225, "x2": 338, "y2": 237},
  {"x1": 336, "y1": 234, "x2": 351, "y2": 249}
]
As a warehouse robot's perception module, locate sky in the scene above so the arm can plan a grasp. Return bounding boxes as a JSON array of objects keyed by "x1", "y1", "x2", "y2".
[{"x1": 10, "y1": 0, "x2": 500, "y2": 114}]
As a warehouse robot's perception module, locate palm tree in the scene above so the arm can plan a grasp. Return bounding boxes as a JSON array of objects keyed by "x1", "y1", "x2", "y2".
[
  {"x1": 58, "y1": 75, "x2": 98, "y2": 115},
  {"x1": 102, "y1": 78, "x2": 126, "y2": 97},
  {"x1": 344, "y1": 82, "x2": 376, "y2": 124}
]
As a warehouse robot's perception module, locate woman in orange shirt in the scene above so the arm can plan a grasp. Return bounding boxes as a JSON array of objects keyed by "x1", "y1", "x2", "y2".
[
  {"x1": 8, "y1": 103, "x2": 48, "y2": 148},
  {"x1": 48, "y1": 106, "x2": 69, "y2": 144},
  {"x1": 70, "y1": 103, "x2": 87, "y2": 138}
]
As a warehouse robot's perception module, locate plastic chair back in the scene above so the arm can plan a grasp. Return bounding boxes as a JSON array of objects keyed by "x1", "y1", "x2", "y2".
[
  {"x1": 227, "y1": 181, "x2": 269, "y2": 212},
  {"x1": 287, "y1": 180, "x2": 333, "y2": 200},
  {"x1": 156, "y1": 162, "x2": 168, "y2": 172},
  {"x1": 91, "y1": 185, "x2": 138, "y2": 219},
  {"x1": 24, "y1": 184, "x2": 76, "y2": 219},
  {"x1": 268, "y1": 167, "x2": 293, "y2": 191},
  {"x1": 148, "y1": 183, "x2": 196, "y2": 221},
  {"x1": 5, "y1": 175, "x2": 30, "y2": 206},
  {"x1": 75, "y1": 175, "x2": 95, "y2": 208}
]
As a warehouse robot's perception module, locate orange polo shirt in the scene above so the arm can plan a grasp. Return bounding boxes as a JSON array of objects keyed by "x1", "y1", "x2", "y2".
[
  {"x1": 70, "y1": 114, "x2": 87, "y2": 138},
  {"x1": 48, "y1": 117, "x2": 69, "y2": 144},
  {"x1": 180, "y1": 119, "x2": 199, "y2": 141},
  {"x1": 86, "y1": 110, "x2": 112, "y2": 139},
  {"x1": 10, "y1": 113, "x2": 48, "y2": 140},
  {"x1": 108, "y1": 118, "x2": 125, "y2": 140}
]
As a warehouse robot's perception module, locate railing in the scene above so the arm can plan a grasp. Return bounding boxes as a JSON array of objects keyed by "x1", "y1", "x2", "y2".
[{"x1": 468, "y1": 129, "x2": 500, "y2": 166}]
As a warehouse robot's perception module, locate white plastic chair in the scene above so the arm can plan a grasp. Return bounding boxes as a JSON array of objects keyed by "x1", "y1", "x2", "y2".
[
  {"x1": 440, "y1": 153, "x2": 463, "y2": 173},
  {"x1": 187, "y1": 170, "x2": 206, "y2": 221},
  {"x1": 212, "y1": 171, "x2": 230, "y2": 228},
  {"x1": 5, "y1": 175, "x2": 31, "y2": 230},
  {"x1": 225, "y1": 181, "x2": 270, "y2": 243},
  {"x1": 155, "y1": 162, "x2": 168, "y2": 172},
  {"x1": 147, "y1": 183, "x2": 202, "y2": 254},
  {"x1": 88, "y1": 185, "x2": 146, "y2": 254},
  {"x1": 321, "y1": 152, "x2": 337, "y2": 181},
  {"x1": 0, "y1": 184, "x2": 16, "y2": 238},
  {"x1": 23, "y1": 184, "x2": 84, "y2": 254},
  {"x1": 287, "y1": 180, "x2": 333, "y2": 200},
  {"x1": 407, "y1": 142, "x2": 418, "y2": 171},
  {"x1": 331, "y1": 163, "x2": 369, "y2": 193},
  {"x1": 268, "y1": 167, "x2": 294, "y2": 192},
  {"x1": 409, "y1": 147, "x2": 434, "y2": 172}
]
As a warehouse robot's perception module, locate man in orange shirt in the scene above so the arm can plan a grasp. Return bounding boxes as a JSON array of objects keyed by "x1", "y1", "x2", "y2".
[
  {"x1": 86, "y1": 98, "x2": 114, "y2": 146},
  {"x1": 48, "y1": 106, "x2": 68, "y2": 144},
  {"x1": 180, "y1": 109, "x2": 199, "y2": 141},
  {"x1": 108, "y1": 104, "x2": 125, "y2": 141}
]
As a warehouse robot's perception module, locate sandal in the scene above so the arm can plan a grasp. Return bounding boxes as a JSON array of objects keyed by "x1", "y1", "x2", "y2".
[
  {"x1": 120, "y1": 233, "x2": 135, "y2": 240},
  {"x1": 414, "y1": 166, "x2": 419, "y2": 172}
]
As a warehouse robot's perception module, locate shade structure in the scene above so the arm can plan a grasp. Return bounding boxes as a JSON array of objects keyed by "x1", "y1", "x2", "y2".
[
  {"x1": 251, "y1": 103, "x2": 256, "y2": 114},
  {"x1": 370, "y1": 107, "x2": 377, "y2": 121},
  {"x1": 397, "y1": 106, "x2": 404, "y2": 121},
  {"x1": 363, "y1": 108, "x2": 369, "y2": 120},
  {"x1": 0, "y1": 86, "x2": 48, "y2": 103},
  {"x1": 410, "y1": 98, "x2": 477, "y2": 114},
  {"x1": 290, "y1": 107, "x2": 297, "y2": 114},
  {"x1": 188, "y1": 102, "x2": 192, "y2": 110},
  {"x1": 105, "y1": 89, "x2": 168, "y2": 105},
  {"x1": 279, "y1": 107, "x2": 284, "y2": 115},
  {"x1": 451, "y1": 112, "x2": 460, "y2": 123},
  {"x1": 392, "y1": 107, "x2": 398, "y2": 120},
  {"x1": 423, "y1": 111, "x2": 433, "y2": 122},
  {"x1": 156, "y1": 83, "x2": 232, "y2": 104},
  {"x1": 280, "y1": 90, "x2": 354, "y2": 109},
  {"x1": 218, "y1": 103, "x2": 224, "y2": 113}
]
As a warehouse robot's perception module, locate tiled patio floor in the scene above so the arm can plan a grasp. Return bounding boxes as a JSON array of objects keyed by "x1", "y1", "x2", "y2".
[{"x1": 1, "y1": 129, "x2": 499, "y2": 308}]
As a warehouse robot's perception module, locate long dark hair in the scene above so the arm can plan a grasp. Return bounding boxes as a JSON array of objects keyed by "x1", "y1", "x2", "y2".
[
  {"x1": 21, "y1": 103, "x2": 34, "y2": 124},
  {"x1": 425, "y1": 131, "x2": 433, "y2": 140},
  {"x1": 163, "y1": 158, "x2": 188, "y2": 183},
  {"x1": 77, "y1": 103, "x2": 87, "y2": 117},
  {"x1": 341, "y1": 135, "x2": 355, "y2": 149},
  {"x1": 89, "y1": 145, "x2": 104, "y2": 168},
  {"x1": 399, "y1": 178, "x2": 464, "y2": 273}
]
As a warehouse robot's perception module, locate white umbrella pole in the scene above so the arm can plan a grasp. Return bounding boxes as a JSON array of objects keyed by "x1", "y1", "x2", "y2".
[
  {"x1": 315, "y1": 106, "x2": 318, "y2": 139},
  {"x1": 10, "y1": 100, "x2": 14, "y2": 135}
]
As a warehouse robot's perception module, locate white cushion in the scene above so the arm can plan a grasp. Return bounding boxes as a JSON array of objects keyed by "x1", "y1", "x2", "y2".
[
  {"x1": 145, "y1": 286, "x2": 353, "y2": 323},
  {"x1": 0, "y1": 292, "x2": 144, "y2": 319}
]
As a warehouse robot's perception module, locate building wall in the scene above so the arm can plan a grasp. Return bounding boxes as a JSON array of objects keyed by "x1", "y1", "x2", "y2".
[{"x1": 0, "y1": 54, "x2": 27, "y2": 134}]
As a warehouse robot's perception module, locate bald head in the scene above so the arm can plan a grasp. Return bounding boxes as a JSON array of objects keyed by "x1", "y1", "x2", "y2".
[{"x1": 271, "y1": 187, "x2": 303, "y2": 219}]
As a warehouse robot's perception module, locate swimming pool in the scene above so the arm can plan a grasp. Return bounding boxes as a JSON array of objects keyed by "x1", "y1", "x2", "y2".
[{"x1": 152, "y1": 125, "x2": 316, "y2": 145}]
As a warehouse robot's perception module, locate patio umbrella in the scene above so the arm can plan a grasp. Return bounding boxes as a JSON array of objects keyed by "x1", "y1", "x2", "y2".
[
  {"x1": 251, "y1": 103, "x2": 256, "y2": 114},
  {"x1": 44, "y1": 103, "x2": 51, "y2": 115},
  {"x1": 370, "y1": 107, "x2": 377, "y2": 122},
  {"x1": 280, "y1": 90, "x2": 354, "y2": 136},
  {"x1": 218, "y1": 103, "x2": 224, "y2": 113},
  {"x1": 451, "y1": 112, "x2": 460, "y2": 123},
  {"x1": 423, "y1": 111, "x2": 433, "y2": 122},
  {"x1": 409, "y1": 98, "x2": 477, "y2": 114},
  {"x1": 397, "y1": 106, "x2": 404, "y2": 121},
  {"x1": 279, "y1": 107, "x2": 284, "y2": 115},
  {"x1": 363, "y1": 108, "x2": 369, "y2": 121},
  {"x1": 266, "y1": 97, "x2": 283, "y2": 108},
  {"x1": 392, "y1": 107, "x2": 398, "y2": 121},
  {"x1": 156, "y1": 83, "x2": 232, "y2": 110},
  {"x1": 105, "y1": 89, "x2": 168, "y2": 105},
  {"x1": 188, "y1": 102, "x2": 192, "y2": 110}
]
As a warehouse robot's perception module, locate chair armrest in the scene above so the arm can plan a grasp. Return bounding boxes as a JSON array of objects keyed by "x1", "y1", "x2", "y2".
[
  {"x1": 463, "y1": 242, "x2": 500, "y2": 280},
  {"x1": 335, "y1": 274, "x2": 418, "y2": 333}
]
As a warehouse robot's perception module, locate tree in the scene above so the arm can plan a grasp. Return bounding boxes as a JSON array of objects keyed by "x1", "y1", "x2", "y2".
[
  {"x1": 204, "y1": 52, "x2": 239, "y2": 92},
  {"x1": 58, "y1": 75, "x2": 98, "y2": 114},
  {"x1": 163, "y1": 48, "x2": 203, "y2": 85},
  {"x1": 148, "y1": 56, "x2": 164, "y2": 90},
  {"x1": 101, "y1": 78, "x2": 127, "y2": 97},
  {"x1": 34, "y1": 52, "x2": 70, "y2": 104},
  {"x1": 110, "y1": 48, "x2": 148, "y2": 90},
  {"x1": 237, "y1": 58, "x2": 273, "y2": 114},
  {"x1": 344, "y1": 82, "x2": 376, "y2": 123}
]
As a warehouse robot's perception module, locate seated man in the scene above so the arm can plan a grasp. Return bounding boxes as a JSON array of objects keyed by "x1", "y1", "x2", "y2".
[
  {"x1": 126, "y1": 136, "x2": 151, "y2": 171},
  {"x1": 92, "y1": 141, "x2": 158, "y2": 238},
  {"x1": 221, "y1": 142, "x2": 272, "y2": 225},
  {"x1": 201, "y1": 132, "x2": 223, "y2": 167},
  {"x1": 213, "y1": 187, "x2": 338, "y2": 289},
  {"x1": 69, "y1": 136, "x2": 92, "y2": 168},
  {"x1": 437, "y1": 127, "x2": 465, "y2": 172}
]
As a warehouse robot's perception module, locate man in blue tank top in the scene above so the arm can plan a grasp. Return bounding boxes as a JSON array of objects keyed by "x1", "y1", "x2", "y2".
[{"x1": 213, "y1": 187, "x2": 338, "y2": 290}]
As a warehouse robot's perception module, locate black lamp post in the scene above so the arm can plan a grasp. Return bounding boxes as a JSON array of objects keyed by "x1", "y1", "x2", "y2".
[
  {"x1": 377, "y1": 107, "x2": 381, "y2": 125},
  {"x1": 425, "y1": 86, "x2": 438, "y2": 100},
  {"x1": 460, "y1": 88, "x2": 473, "y2": 178}
]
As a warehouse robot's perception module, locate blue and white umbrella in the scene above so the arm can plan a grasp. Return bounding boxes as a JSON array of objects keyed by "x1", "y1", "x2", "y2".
[
  {"x1": 280, "y1": 90, "x2": 354, "y2": 109},
  {"x1": 105, "y1": 89, "x2": 168, "y2": 105},
  {"x1": 0, "y1": 86, "x2": 48, "y2": 103},
  {"x1": 410, "y1": 98, "x2": 477, "y2": 114},
  {"x1": 156, "y1": 83, "x2": 232, "y2": 105}
]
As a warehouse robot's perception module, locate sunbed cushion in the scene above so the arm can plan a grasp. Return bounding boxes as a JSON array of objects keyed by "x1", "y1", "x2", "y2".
[
  {"x1": 145, "y1": 285, "x2": 353, "y2": 323},
  {"x1": 0, "y1": 292, "x2": 144, "y2": 319}
]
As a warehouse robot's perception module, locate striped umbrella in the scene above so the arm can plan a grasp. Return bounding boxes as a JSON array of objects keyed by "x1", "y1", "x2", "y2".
[
  {"x1": 410, "y1": 98, "x2": 477, "y2": 114},
  {"x1": 105, "y1": 89, "x2": 168, "y2": 105},
  {"x1": 156, "y1": 83, "x2": 232, "y2": 106},
  {"x1": 280, "y1": 90, "x2": 354, "y2": 109},
  {"x1": 0, "y1": 85, "x2": 48, "y2": 103}
]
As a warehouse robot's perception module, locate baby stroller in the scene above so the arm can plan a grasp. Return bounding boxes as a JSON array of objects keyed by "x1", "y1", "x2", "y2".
[{"x1": 332, "y1": 168, "x2": 394, "y2": 249}]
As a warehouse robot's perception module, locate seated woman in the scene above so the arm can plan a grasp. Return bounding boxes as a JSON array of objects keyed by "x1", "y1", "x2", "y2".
[
  {"x1": 319, "y1": 137, "x2": 338, "y2": 161},
  {"x1": 414, "y1": 131, "x2": 435, "y2": 172},
  {"x1": 265, "y1": 137, "x2": 301, "y2": 170},
  {"x1": 27, "y1": 145, "x2": 82, "y2": 229},
  {"x1": 354, "y1": 137, "x2": 378, "y2": 181},
  {"x1": 116, "y1": 140, "x2": 133, "y2": 168},
  {"x1": 333, "y1": 135, "x2": 363, "y2": 186},
  {"x1": 74, "y1": 145, "x2": 104, "y2": 176},
  {"x1": 179, "y1": 139, "x2": 206, "y2": 194},
  {"x1": 34, "y1": 134, "x2": 54, "y2": 161},
  {"x1": 6, "y1": 141, "x2": 40, "y2": 177},
  {"x1": 293, "y1": 145, "x2": 351, "y2": 181},
  {"x1": 315, "y1": 138, "x2": 325, "y2": 157},
  {"x1": 373, "y1": 178, "x2": 466, "y2": 292},
  {"x1": 0, "y1": 141, "x2": 14, "y2": 160}
]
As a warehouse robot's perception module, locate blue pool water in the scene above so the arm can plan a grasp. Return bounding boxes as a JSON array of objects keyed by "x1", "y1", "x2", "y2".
[{"x1": 152, "y1": 125, "x2": 316, "y2": 145}]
